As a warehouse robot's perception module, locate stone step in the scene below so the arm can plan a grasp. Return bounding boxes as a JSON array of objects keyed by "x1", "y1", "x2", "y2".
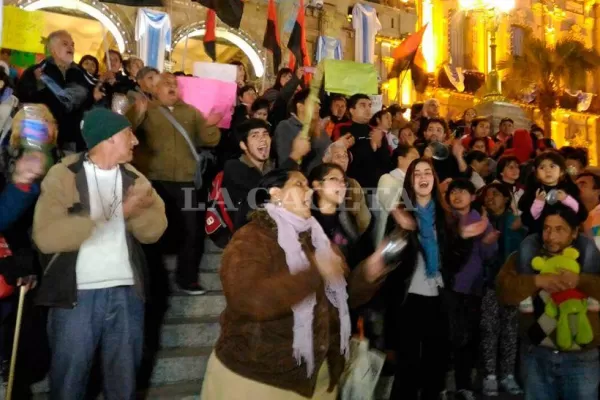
[
  {"x1": 199, "y1": 253, "x2": 222, "y2": 273},
  {"x1": 139, "y1": 381, "x2": 203, "y2": 400},
  {"x1": 165, "y1": 292, "x2": 226, "y2": 320},
  {"x1": 204, "y1": 238, "x2": 225, "y2": 254},
  {"x1": 31, "y1": 381, "x2": 205, "y2": 400},
  {"x1": 149, "y1": 347, "x2": 212, "y2": 386},
  {"x1": 29, "y1": 347, "x2": 212, "y2": 394},
  {"x1": 163, "y1": 244, "x2": 222, "y2": 275},
  {"x1": 166, "y1": 270, "x2": 222, "y2": 292},
  {"x1": 160, "y1": 316, "x2": 220, "y2": 349},
  {"x1": 199, "y1": 272, "x2": 222, "y2": 291}
]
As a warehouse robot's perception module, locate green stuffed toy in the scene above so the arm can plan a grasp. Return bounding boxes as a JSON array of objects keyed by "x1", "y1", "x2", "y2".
[{"x1": 532, "y1": 247, "x2": 594, "y2": 350}]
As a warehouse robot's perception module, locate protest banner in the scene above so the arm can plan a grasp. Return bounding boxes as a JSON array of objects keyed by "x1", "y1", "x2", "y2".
[
  {"x1": 1, "y1": 6, "x2": 45, "y2": 54},
  {"x1": 324, "y1": 59, "x2": 378, "y2": 96},
  {"x1": 177, "y1": 76, "x2": 237, "y2": 129},
  {"x1": 193, "y1": 62, "x2": 238, "y2": 83}
]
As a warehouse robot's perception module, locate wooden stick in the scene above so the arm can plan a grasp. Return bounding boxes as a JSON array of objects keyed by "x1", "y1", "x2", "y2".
[
  {"x1": 103, "y1": 28, "x2": 112, "y2": 72},
  {"x1": 297, "y1": 62, "x2": 324, "y2": 165},
  {"x1": 261, "y1": 54, "x2": 268, "y2": 94},
  {"x1": 181, "y1": 35, "x2": 189, "y2": 73},
  {"x1": 6, "y1": 286, "x2": 27, "y2": 400}
]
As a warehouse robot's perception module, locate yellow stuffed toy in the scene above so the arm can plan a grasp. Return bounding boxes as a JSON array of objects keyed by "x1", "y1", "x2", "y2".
[{"x1": 532, "y1": 247, "x2": 593, "y2": 350}]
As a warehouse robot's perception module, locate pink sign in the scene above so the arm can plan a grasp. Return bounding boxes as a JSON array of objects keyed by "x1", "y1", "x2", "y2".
[{"x1": 177, "y1": 76, "x2": 237, "y2": 129}]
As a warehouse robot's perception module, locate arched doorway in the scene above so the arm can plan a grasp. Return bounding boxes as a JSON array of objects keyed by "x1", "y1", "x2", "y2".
[
  {"x1": 19, "y1": 0, "x2": 132, "y2": 60},
  {"x1": 171, "y1": 22, "x2": 265, "y2": 79}
]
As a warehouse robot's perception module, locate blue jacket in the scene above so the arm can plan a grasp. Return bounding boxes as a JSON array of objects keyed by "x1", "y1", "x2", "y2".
[{"x1": 0, "y1": 183, "x2": 40, "y2": 232}]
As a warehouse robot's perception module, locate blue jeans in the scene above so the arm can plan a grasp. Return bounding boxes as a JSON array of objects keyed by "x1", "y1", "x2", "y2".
[
  {"x1": 47, "y1": 286, "x2": 144, "y2": 400},
  {"x1": 522, "y1": 345, "x2": 600, "y2": 400}
]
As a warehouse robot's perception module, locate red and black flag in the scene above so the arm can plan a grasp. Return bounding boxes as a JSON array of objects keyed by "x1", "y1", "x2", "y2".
[
  {"x1": 204, "y1": 9, "x2": 217, "y2": 61},
  {"x1": 389, "y1": 24, "x2": 428, "y2": 79},
  {"x1": 195, "y1": 0, "x2": 244, "y2": 29},
  {"x1": 411, "y1": 46, "x2": 429, "y2": 93},
  {"x1": 287, "y1": 0, "x2": 310, "y2": 71},
  {"x1": 263, "y1": 0, "x2": 282, "y2": 74}
]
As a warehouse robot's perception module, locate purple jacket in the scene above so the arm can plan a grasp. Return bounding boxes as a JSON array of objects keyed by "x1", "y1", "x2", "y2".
[{"x1": 453, "y1": 209, "x2": 498, "y2": 295}]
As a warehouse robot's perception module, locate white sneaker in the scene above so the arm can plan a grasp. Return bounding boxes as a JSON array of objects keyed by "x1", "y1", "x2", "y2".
[
  {"x1": 456, "y1": 389, "x2": 476, "y2": 400},
  {"x1": 500, "y1": 374, "x2": 523, "y2": 395},
  {"x1": 482, "y1": 374, "x2": 499, "y2": 396}
]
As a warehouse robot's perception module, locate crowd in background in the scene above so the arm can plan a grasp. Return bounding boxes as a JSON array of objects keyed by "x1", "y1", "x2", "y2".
[{"x1": 0, "y1": 28, "x2": 596, "y2": 400}]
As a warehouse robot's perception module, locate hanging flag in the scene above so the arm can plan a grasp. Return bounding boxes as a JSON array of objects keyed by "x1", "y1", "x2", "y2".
[
  {"x1": 283, "y1": 0, "x2": 301, "y2": 34},
  {"x1": 411, "y1": 46, "x2": 428, "y2": 93},
  {"x1": 263, "y1": 0, "x2": 282, "y2": 74},
  {"x1": 194, "y1": 0, "x2": 244, "y2": 29},
  {"x1": 204, "y1": 9, "x2": 217, "y2": 62},
  {"x1": 287, "y1": 0, "x2": 309, "y2": 70},
  {"x1": 389, "y1": 24, "x2": 427, "y2": 79}
]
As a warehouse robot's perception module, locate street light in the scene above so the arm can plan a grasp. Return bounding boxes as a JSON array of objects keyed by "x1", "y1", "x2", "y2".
[{"x1": 458, "y1": 0, "x2": 515, "y2": 100}]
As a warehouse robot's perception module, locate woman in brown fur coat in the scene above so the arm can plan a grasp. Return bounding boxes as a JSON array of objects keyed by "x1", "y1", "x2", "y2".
[{"x1": 201, "y1": 168, "x2": 389, "y2": 400}]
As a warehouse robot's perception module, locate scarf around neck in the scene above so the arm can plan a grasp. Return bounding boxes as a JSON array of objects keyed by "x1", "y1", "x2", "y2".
[
  {"x1": 415, "y1": 200, "x2": 440, "y2": 278},
  {"x1": 264, "y1": 203, "x2": 350, "y2": 377}
]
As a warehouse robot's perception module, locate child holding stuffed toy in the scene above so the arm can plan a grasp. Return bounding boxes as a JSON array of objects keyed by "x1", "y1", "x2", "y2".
[
  {"x1": 517, "y1": 152, "x2": 591, "y2": 278},
  {"x1": 445, "y1": 179, "x2": 499, "y2": 400},
  {"x1": 518, "y1": 151, "x2": 587, "y2": 234}
]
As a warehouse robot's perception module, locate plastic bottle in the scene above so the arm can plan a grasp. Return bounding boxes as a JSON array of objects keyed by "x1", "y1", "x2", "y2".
[{"x1": 20, "y1": 104, "x2": 50, "y2": 152}]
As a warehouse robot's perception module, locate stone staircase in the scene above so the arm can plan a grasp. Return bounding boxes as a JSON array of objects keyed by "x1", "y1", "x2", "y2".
[
  {"x1": 15, "y1": 239, "x2": 404, "y2": 400},
  {"x1": 23, "y1": 240, "x2": 226, "y2": 400}
]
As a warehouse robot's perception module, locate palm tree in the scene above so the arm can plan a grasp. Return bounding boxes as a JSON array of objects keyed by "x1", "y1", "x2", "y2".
[{"x1": 498, "y1": 32, "x2": 600, "y2": 136}]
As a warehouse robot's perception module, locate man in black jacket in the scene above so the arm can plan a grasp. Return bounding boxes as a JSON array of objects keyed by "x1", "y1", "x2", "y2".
[
  {"x1": 342, "y1": 94, "x2": 391, "y2": 205},
  {"x1": 414, "y1": 117, "x2": 470, "y2": 183},
  {"x1": 222, "y1": 118, "x2": 308, "y2": 229},
  {"x1": 16, "y1": 30, "x2": 96, "y2": 152}
]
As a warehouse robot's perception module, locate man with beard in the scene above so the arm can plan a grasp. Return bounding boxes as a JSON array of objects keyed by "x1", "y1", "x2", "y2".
[
  {"x1": 129, "y1": 72, "x2": 221, "y2": 295},
  {"x1": 17, "y1": 30, "x2": 99, "y2": 152},
  {"x1": 414, "y1": 117, "x2": 470, "y2": 183},
  {"x1": 223, "y1": 118, "x2": 309, "y2": 229}
]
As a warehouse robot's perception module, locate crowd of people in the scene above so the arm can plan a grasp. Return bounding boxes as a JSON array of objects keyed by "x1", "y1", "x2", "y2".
[{"x1": 0, "y1": 28, "x2": 596, "y2": 400}]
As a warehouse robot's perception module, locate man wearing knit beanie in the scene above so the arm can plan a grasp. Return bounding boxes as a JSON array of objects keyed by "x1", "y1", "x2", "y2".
[
  {"x1": 82, "y1": 107, "x2": 138, "y2": 162},
  {"x1": 32, "y1": 107, "x2": 167, "y2": 399}
]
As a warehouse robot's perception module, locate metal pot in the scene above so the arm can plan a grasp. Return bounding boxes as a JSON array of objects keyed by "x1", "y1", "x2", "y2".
[
  {"x1": 381, "y1": 229, "x2": 410, "y2": 269},
  {"x1": 428, "y1": 141, "x2": 450, "y2": 160}
]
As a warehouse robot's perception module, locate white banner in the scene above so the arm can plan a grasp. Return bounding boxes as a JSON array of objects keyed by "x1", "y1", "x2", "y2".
[
  {"x1": 370, "y1": 95, "x2": 383, "y2": 115},
  {"x1": 193, "y1": 62, "x2": 238, "y2": 83}
]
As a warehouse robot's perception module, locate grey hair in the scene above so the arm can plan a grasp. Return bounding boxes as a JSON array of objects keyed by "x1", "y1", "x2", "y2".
[
  {"x1": 47, "y1": 30, "x2": 71, "y2": 49},
  {"x1": 322, "y1": 141, "x2": 347, "y2": 163},
  {"x1": 424, "y1": 98, "x2": 439, "y2": 108}
]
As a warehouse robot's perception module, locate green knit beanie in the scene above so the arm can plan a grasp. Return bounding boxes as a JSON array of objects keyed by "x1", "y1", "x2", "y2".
[{"x1": 81, "y1": 108, "x2": 131, "y2": 150}]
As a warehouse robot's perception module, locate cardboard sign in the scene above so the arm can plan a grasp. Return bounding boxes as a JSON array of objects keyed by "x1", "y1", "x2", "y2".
[
  {"x1": 1, "y1": 6, "x2": 45, "y2": 54},
  {"x1": 177, "y1": 76, "x2": 237, "y2": 129},
  {"x1": 324, "y1": 59, "x2": 378, "y2": 96},
  {"x1": 192, "y1": 62, "x2": 238, "y2": 83}
]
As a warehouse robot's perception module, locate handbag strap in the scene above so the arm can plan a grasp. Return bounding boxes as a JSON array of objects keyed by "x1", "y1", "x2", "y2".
[{"x1": 158, "y1": 106, "x2": 200, "y2": 163}]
